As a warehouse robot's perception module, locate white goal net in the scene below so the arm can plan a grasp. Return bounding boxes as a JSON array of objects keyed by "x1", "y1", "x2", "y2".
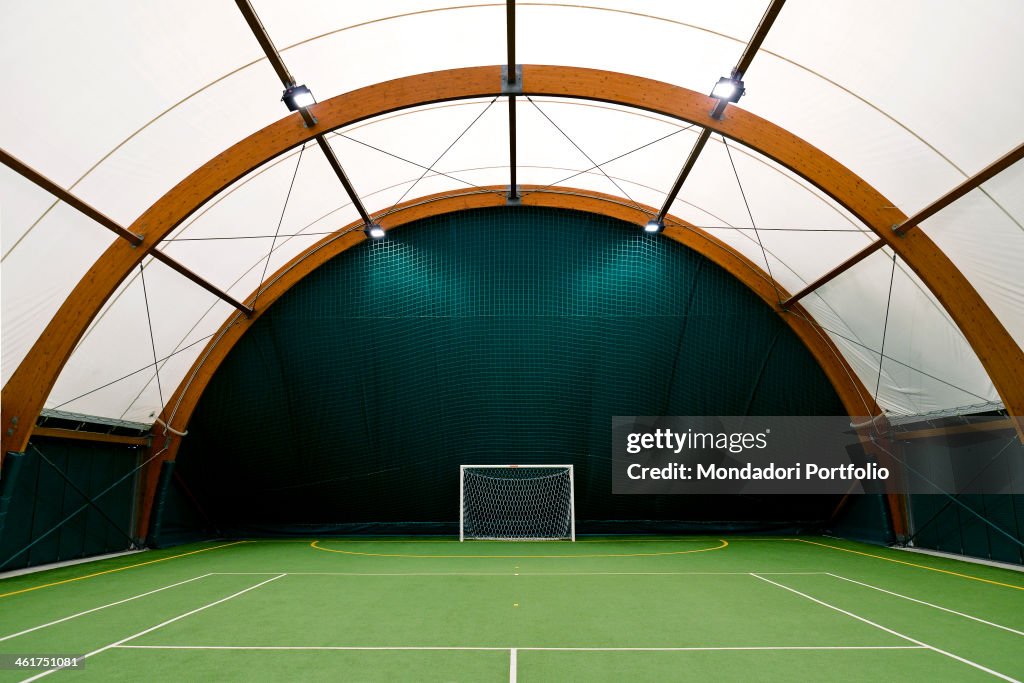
[{"x1": 460, "y1": 465, "x2": 576, "y2": 541}]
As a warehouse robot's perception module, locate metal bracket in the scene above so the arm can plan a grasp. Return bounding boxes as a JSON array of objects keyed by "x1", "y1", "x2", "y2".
[
  {"x1": 501, "y1": 65, "x2": 523, "y2": 94},
  {"x1": 891, "y1": 223, "x2": 905, "y2": 237},
  {"x1": 506, "y1": 186, "x2": 521, "y2": 205}
]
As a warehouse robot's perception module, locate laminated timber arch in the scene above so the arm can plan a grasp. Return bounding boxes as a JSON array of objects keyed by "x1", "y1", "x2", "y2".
[
  {"x1": 2, "y1": 64, "x2": 1023, "y2": 458},
  {"x1": 159, "y1": 185, "x2": 879, "y2": 434}
]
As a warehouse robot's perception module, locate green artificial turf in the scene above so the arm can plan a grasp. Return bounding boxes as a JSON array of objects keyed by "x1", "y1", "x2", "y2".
[{"x1": 0, "y1": 537, "x2": 1022, "y2": 682}]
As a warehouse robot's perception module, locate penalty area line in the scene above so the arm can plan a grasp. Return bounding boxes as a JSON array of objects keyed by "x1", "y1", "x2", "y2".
[
  {"x1": 751, "y1": 573, "x2": 1020, "y2": 683},
  {"x1": 0, "y1": 574, "x2": 213, "y2": 642},
  {"x1": 826, "y1": 573, "x2": 1024, "y2": 638},
  {"x1": 18, "y1": 574, "x2": 286, "y2": 682},
  {"x1": 310, "y1": 538, "x2": 728, "y2": 559},
  {"x1": 205, "y1": 571, "x2": 830, "y2": 577},
  {"x1": 113, "y1": 644, "x2": 927, "y2": 651}
]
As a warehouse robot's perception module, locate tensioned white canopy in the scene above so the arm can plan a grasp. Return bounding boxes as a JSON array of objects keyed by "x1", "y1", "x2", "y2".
[{"x1": 1, "y1": 1, "x2": 1022, "y2": 425}]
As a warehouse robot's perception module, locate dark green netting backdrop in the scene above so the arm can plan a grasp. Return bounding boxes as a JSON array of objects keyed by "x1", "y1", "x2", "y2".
[
  {"x1": 0, "y1": 439, "x2": 138, "y2": 570},
  {"x1": 170, "y1": 206, "x2": 885, "y2": 537}
]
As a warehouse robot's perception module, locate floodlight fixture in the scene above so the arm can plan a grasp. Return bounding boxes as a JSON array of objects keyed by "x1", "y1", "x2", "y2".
[
  {"x1": 366, "y1": 224, "x2": 386, "y2": 239},
  {"x1": 711, "y1": 76, "x2": 745, "y2": 104},
  {"x1": 282, "y1": 84, "x2": 315, "y2": 111},
  {"x1": 644, "y1": 219, "x2": 664, "y2": 234}
]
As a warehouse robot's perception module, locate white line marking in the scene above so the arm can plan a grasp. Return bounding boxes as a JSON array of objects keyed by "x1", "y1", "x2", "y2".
[
  {"x1": 19, "y1": 574, "x2": 286, "y2": 682},
  {"x1": 0, "y1": 574, "x2": 212, "y2": 643},
  {"x1": 206, "y1": 571, "x2": 829, "y2": 577},
  {"x1": 509, "y1": 647, "x2": 517, "y2": 683},
  {"x1": 116, "y1": 646, "x2": 510, "y2": 651},
  {"x1": 751, "y1": 573, "x2": 1021, "y2": 683},
  {"x1": 505, "y1": 651, "x2": 929, "y2": 655},
  {"x1": 113, "y1": 644, "x2": 925, "y2": 652},
  {"x1": 827, "y1": 573, "x2": 1024, "y2": 637}
]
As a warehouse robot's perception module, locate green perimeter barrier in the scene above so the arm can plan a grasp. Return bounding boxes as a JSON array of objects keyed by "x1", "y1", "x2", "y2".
[
  {"x1": 905, "y1": 430, "x2": 1024, "y2": 565},
  {"x1": 0, "y1": 451, "x2": 27, "y2": 542},
  {"x1": 0, "y1": 438, "x2": 138, "y2": 571}
]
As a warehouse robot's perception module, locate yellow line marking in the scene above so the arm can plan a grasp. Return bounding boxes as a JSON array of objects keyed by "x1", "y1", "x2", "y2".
[
  {"x1": 284, "y1": 537, "x2": 716, "y2": 545},
  {"x1": 796, "y1": 539, "x2": 1024, "y2": 591},
  {"x1": 310, "y1": 538, "x2": 728, "y2": 558},
  {"x1": 0, "y1": 541, "x2": 248, "y2": 599},
  {"x1": 203, "y1": 536, "x2": 779, "y2": 545}
]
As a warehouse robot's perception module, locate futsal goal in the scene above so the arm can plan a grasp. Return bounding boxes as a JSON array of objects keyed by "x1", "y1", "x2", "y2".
[{"x1": 460, "y1": 465, "x2": 575, "y2": 541}]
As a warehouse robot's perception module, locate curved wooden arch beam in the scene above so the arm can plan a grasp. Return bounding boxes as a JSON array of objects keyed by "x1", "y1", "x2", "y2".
[
  {"x1": 163, "y1": 186, "x2": 877, "y2": 430},
  {"x1": 3, "y1": 64, "x2": 1021, "y2": 457},
  {"x1": 134, "y1": 185, "x2": 884, "y2": 537}
]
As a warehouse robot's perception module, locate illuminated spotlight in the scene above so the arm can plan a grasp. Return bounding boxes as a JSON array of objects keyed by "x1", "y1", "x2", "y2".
[
  {"x1": 644, "y1": 219, "x2": 664, "y2": 234},
  {"x1": 366, "y1": 224, "x2": 386, "y2": 239},
  {"x1": 711, "y1": 76, "x2": 745, "y2": 104},
  {"x1": 282, "y1": 84, "x2": 315, "y2": 111}
]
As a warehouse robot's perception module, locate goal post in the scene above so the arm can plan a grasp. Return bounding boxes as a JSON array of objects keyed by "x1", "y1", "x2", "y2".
[{"x1": 459, "y1": 465, "x2": 576, "y2": 541}]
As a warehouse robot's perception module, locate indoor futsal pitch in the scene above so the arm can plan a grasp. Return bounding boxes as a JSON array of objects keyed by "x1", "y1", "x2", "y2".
[{"x1": 1, "y1": 537, "x2": 1022, "y2": 682}]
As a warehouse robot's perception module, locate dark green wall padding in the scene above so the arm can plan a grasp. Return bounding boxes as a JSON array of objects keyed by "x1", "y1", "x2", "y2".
[
  {"x1": 905, "y1": 432, "x2": 1024, "y2": 565},
  {"x1": 172, "y1": 206, "x2": 881, "y2": 536},
  {"x1": 0, "y1": 438, "x2": 138, "y2": 571}
]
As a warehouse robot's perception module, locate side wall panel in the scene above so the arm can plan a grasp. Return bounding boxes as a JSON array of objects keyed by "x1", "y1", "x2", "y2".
[
  {"x1": 906, "y1": 432, "x2": 1024, "y2": 565},
  {"x1": 0, "y1": 438, "x2": 139, "y2": 571}
]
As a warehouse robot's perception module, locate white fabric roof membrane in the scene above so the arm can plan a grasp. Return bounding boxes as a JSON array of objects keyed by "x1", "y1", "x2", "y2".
[{"x1": 1, "y1": 1, "x2": 1021, "y2": 423}]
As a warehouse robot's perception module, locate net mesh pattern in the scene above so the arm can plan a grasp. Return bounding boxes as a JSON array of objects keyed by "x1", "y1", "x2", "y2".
[
  {"x1": 462, "y1": 467, "x2": 572, "y2": 539},
  {"x1": 175, "y1": 206, "x2": 849, "y2": 532}
]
